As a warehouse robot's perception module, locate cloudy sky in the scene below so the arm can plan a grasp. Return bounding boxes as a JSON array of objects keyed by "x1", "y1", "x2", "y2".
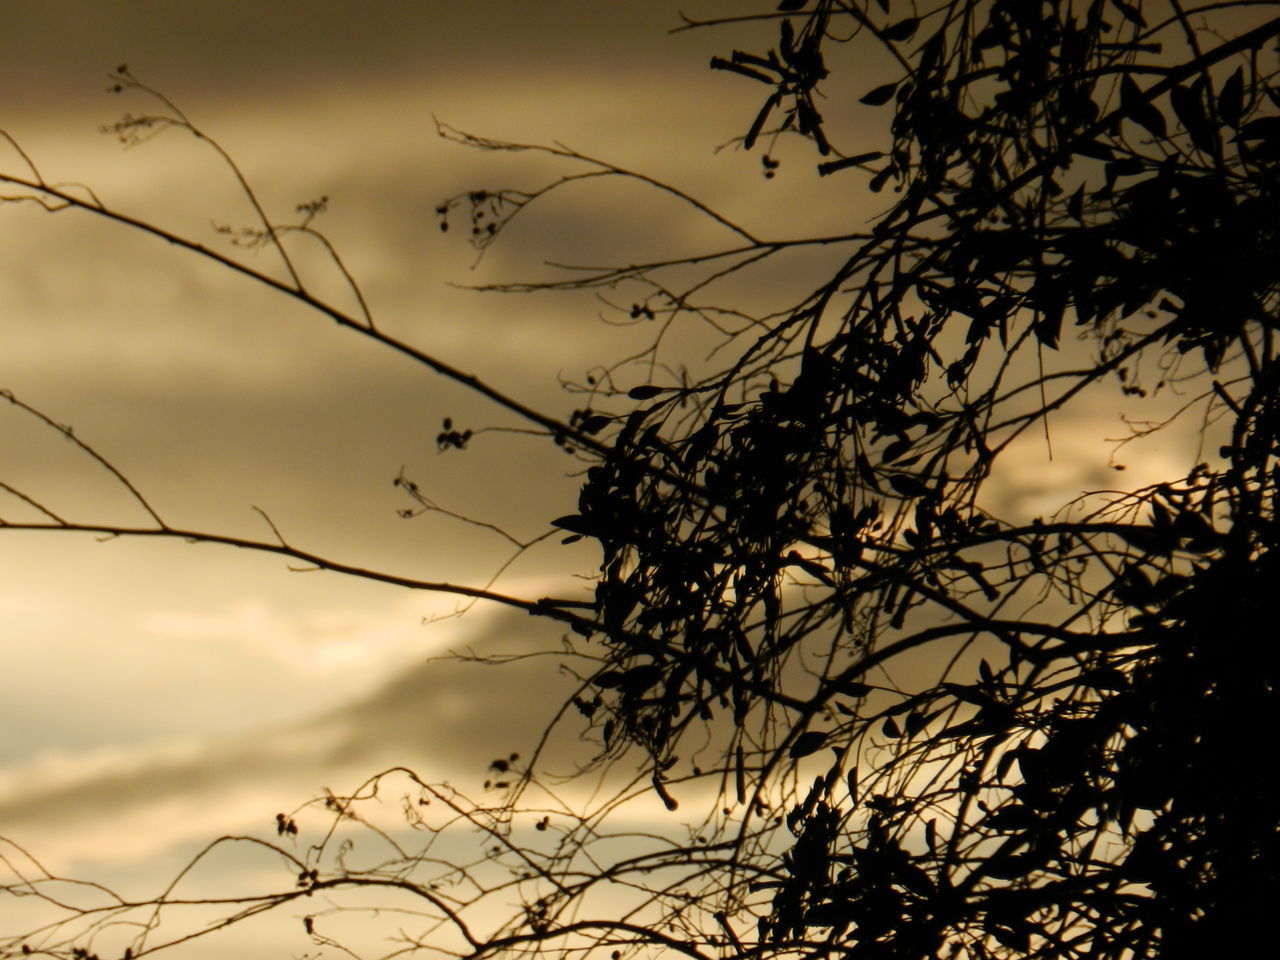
[
  {"x1": 0, "y1": 0, "x2": 802, "y2": 934},
  {"x1": 0, "y1": 2, "x2": 1225, "y2": 956}
]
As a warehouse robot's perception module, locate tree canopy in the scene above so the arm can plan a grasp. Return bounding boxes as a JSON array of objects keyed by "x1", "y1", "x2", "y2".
[{"x1": 3, "y1": 2, "x2": 1279, "y2": 959}]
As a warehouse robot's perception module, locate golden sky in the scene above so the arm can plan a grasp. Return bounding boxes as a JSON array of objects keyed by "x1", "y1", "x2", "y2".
[
  {"x1": 0, "y1": 0, "x2": 785, "y2": 886},
  {"x1": 0, "y1": 3, "x2": 1225, "y2": 953}
]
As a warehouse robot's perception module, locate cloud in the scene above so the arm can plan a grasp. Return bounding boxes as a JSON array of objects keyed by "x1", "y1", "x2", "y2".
[
  {"x1": 0, "y1": 605, "x2": 586, "y2": 871},
  {"x1": 138, "y1": 593, "x2": 460, "y2": 677},
  {"x1": 979, "y1": 383, "x2": 1230, "y2": 523}
]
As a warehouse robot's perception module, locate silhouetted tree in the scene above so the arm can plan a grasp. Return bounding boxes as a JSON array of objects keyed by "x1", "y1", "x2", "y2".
[{"x1": 3, "y1": 2, "x2": 1279, "y2": 960}]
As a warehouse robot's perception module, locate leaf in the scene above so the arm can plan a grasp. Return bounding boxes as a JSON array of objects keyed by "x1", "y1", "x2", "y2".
[
  {"x1": 889, "y1": 473, "x2": 929, "y2": 498},
  {"x1": 1068, "y1": 183, "x2": 1085, "y2": 222},
  {"x1": 882, "y1": 716, "x2": 903, "y2": 738},
  {"x1": 745, "y1": 91, "x2": 783, "y2": 150},
  {"x1": 683, "y1": 425, "x2": 719, "y2": 467},
  {"x1": 859, "y1": 81, "x2": 899, "y2": 106},
  {"x1": 1120, "y1": 75, "x2": 1167, "y2": 139},
  {"x1": 580, "y1": 414, "x2": 612, "y2": 434},
  {"x1": 904, "y1": 711, "x2": 926, "y2": 736},
  {"x1": 834, "y1": 678, "x2": 872, "y2": 697},
  {"x1": 1150, "y1": 500, "x2": 1176, "y2": 539},
  {"x1": 1035, "y1": 305, "x2": 1064, "y2": 349},
  {"x1": 779, "y1": 18, "x2": 796, "y2": 60},
  {"x1": 986, "y1": 804, "x2": 1039, "y2": 830},
  {"x1": 916, "y1": 29, "x2": 946, "y2": 75},
  {"x1": 1115, "y1": 523, "x2": 1160, "y2": 552},
  {"x1": 652, "y1": 774, "x2": 679, "y2": 811},
  {"x1": 710, "y1": 56, "x2": 775, "y2": 86},
  {"x1": 868, "y1": 166, "x2": 894, "y2": 192},
  {"x1": 881, "y1": 436, "x2": 914, "y2": 463},
  {"x1": 1114, "y1": 564, "x2": 1157, "y2": 606},
  {"x1": 1217, "y1": 67, "x2": 1244, "y2": 128},
  {"x1": 1073, "y1": 139, "x2": 1114, "y2": 161},
  {"x1": 1109, "y1": 0, "x2": 1147, "y2": 27},
  {"x1": 627, "y1": 384, "x2": 666, "y2": 400},
  {"x1": 1173, "y1": 507, "x2": 1216, "y2": 546},
  {"x1": 551, "y1": 514, "x2": 596, "y2": 536},
  {"x1": 735, "y1": 745, "x2": 746, "y2": 803},
  {"x1": 856, "y1": 450, "x2": 884, "y2": 490},
  {"x1": 1031, "y1": 277, "x2": 1067, "y2": 349},
  {"x1": 1236, "y1": 115, "x2": 1280, "y2": 142},
  {"x1": 974, "y1": 25, "x2": 1006, "y2": 50},
  {"x1": 1106, "y1": 156, "x2": 1145, "y2": 181},
  {"x1": 942, "y1": 682, "x2": 996, "y2": 707},
  {"x1": 882, "y1": 17, "x2": 919, "y2": 42},
  {"x1": 796, "y1": 97, "x2": 827, "y2": 142},
  {"x1": 897, "y1": 861, "x2": 936, "y2": 898},
  {"x1": 776, "y1": 0, "x2": 808, "y2": 9},
  {"x1": 988, "y1": 922, "x2": 1031, "y2": 950},
  {"x1": 784, "y1": 551, "x2": 835, "y2": 584},
  {"x1": 789, "y1": 731, "x2": 829, "y2": 758},
  {"x1": 616, "y1": 664, "x2": 665, "y2": 695},
  {"x1": 816, "y1": 151, "x2": 884, "y2": 176},
  {"x1": 1169, "y1": 82, "x2": 1218, "y2": 153}
]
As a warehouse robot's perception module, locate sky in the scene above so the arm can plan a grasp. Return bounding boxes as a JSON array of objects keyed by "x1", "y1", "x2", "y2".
[
  {"x1": 0, "y1": 2, "x2": 1228, "y2": 956},
  {"x1": 0, "y1": 1, "x2": 804, "y2": 945}
]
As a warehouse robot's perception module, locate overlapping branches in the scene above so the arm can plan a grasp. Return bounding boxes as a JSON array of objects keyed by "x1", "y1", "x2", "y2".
[{"x1": 3, "y1": 2, "x2": 1280, "y2": 959}]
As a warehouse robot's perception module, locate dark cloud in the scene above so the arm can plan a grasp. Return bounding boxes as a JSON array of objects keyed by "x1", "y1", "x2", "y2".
[
  {"x1": 324, "y1": 610, "x2": 587, "y2": 771},
  {"x1": 0, "y1": 1, "x2": 735, "y2": 117}
]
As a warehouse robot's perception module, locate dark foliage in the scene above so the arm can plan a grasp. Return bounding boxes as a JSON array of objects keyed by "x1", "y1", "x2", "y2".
[{"x1": 550, "y1": 2, "x2": 1280, "y2": 956}]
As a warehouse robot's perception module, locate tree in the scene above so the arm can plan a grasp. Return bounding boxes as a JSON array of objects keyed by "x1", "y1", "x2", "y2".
[{"x1": 3, "y1": 1, "x2": 1279, "y2": 959}]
